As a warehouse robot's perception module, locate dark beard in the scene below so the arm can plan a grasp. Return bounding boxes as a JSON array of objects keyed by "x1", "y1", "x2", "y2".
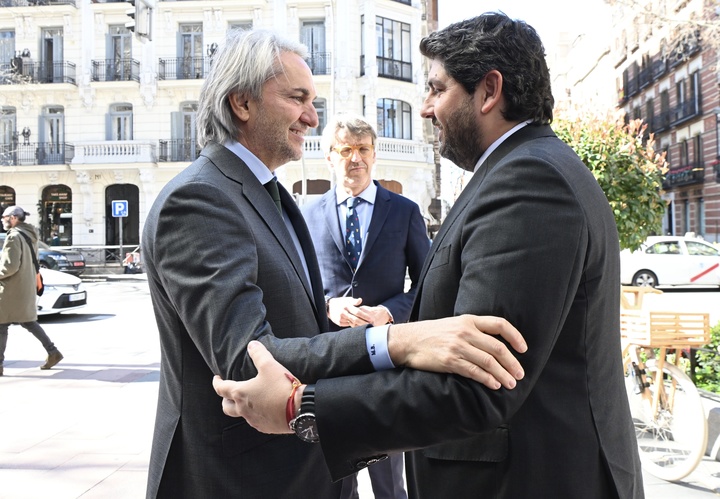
[{"x1": 439, "y1": 103, "x2": 482, "y2": 172}]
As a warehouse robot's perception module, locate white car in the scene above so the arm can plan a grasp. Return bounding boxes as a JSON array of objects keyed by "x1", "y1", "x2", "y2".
[
  {"x1": 37, "y1": 267, "x2": 87, "y2": 315},
  {"x1": 620, "y1": 236, "x2": 720, "y2": 288}
]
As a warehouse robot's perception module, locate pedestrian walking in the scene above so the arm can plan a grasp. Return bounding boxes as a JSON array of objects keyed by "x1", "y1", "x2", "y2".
[{"x1": 0, "y1": 206, "x2": 63, "y2": 376}]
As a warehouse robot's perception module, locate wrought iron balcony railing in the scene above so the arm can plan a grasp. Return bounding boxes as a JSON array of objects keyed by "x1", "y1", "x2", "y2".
[
  {"x1": 306, "y1": 52, "x2": 330, "y2": 76},
  {"x1": 376, "y1": 56, "x2": 412, "y2": 82},
  {"x1": 91, "y1": 59, "x2": 140, "y2": 82},
  {"x1": 158, "y1": 57, "x2": 209, "y2": 80},
  {"x1": 0, "y1": 142, "x2": 74, "y2": 166},
  {"x1": 662, "y1": 163, "x2": 704, "y2": 189},
  {"x1": 670, "y1": 99, "x2": 701, "y2": 126},
  {"x1": 0, "y1": 0, "x2": 75, "y2": 6},
  {"x1": 3, "y1": 61, "x2": 77, "y2": 84},
  {"x1": 158, "y1": 139, "x2": 201, "y2": 162}
]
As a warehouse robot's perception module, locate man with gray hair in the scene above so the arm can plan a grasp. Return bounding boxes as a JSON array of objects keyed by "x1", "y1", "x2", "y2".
[
  {"x1": 142, "y1": 28, "x2": 526, "y2": 498},
  {"x1": 0, "y1": 205, "x2": 63, "y2": 376}
]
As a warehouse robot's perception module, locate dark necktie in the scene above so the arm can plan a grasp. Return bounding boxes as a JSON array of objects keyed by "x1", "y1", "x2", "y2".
[
  {"x1": 264, "y1": 177, "x2": 282, "y2": 214},
  {"x1": 345, "y1": 197, "x2": 362, "y2": 271}
]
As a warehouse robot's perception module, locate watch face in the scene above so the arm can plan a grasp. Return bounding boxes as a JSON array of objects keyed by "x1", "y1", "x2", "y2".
[{"x1": 293, "y1": 414, "x2": 319, "y2": 443}]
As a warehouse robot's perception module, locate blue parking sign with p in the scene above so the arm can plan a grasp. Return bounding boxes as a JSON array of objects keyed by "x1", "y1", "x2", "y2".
[{"x1": 112, "y1": 200, "x2": 128, "y2": 218}]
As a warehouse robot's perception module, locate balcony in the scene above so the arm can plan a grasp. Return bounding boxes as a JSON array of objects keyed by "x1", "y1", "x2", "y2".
[
  {"x1": 626, "y1": 76, "x2": 639, "y2": 98},
  {"x1": 376, "y1": 57, "x2": 412, "y2": 82},
  {"x1": 670, "y1": 99, "x2": 700, "y2": 126},
  {"x1": 158, "y1": 57, "x2": 209, "y2": 80},
  {"x1": 0, "y1": 0, "x2": 75, "y2": 6},
  {"x1": 306, "y1": 52, "x2": 330, "y2": 76},
  {"x1": 638, "y1": 67, "x2": 652, "y2": 90},
  {"x1": 301, "y1": 136, "x2": 432, "y2": 163},
  {"x1": 91, "y1": 59, "x2": 140, "y2": 82},
  {"x1": 2, "y1": 61, "x2": 77, "y2": 85},
  {"x1": 0, "y1": 142, "x2": 73, "y2": 166},
  {"x1": 662, "y1": 163, "x2": 704, "y2": 189},
  {"x1": 70, "y1": 141, "x2": 156, "y2": 165},
  {"x1": 652, "y1": 110, "x2": 671, "y2": 133},
  {"x1": 651, "y1": 57, "x2": 667, "y2": 80},
  {"x1": 158, "y1": 139, "x2": 200, "y2": 162}
]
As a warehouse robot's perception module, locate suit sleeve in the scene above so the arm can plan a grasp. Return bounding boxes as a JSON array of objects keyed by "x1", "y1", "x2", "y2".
[
  {"x1": 314, "y1": 154, "x2": 590, "y2": 478},
  {"x1": 150, "y1": 180, "x2": 373, "y2": 384}
]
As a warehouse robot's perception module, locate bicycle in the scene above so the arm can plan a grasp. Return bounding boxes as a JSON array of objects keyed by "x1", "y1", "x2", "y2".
[{"x1": 620, "y1": 286, "x2": 710, "y2": 481}]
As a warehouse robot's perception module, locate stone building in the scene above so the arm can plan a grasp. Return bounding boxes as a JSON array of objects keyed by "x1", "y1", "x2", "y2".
[{"x1": 0, "y1": 0, "x2": 439, "y2": 258}]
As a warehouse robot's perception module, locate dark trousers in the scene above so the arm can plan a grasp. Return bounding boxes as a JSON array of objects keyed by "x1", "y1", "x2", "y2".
[
  {"x1": 340, "y1": 453, "x2": 407, "y2": 499},
  {"x1": 0, "y1": 322, "x2": 57, "y2": 365}
]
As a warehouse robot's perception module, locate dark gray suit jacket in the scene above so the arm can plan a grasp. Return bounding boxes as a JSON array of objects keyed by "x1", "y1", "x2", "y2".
[
  {"x1": 301, "y1": 181, "x2": 429, "y2": 329},
  {"x1": 142, "y1": 142, "x2": 374, "y2": 498},
  {"x1": 313, "y1": 125, "x2": 644, "y2": 498}
]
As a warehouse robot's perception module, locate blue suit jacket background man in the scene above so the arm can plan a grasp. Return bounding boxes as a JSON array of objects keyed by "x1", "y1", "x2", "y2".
[{"x1": 302, "y1": 114, "x2": 429, "y2": 498}]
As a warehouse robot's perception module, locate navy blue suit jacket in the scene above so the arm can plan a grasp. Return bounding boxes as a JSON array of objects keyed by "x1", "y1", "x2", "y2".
[{"x1": 302, "y1": 181, "x2": 429, "y2": 329}]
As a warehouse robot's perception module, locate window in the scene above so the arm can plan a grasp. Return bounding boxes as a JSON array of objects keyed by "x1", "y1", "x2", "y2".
[
  {"x1": 39, "y1": 106, "x2": 64, "y2": 164},
  {"x1": 308, "y1": 98, "x2": 326, "y2": 137},
  {"x1": 0, "y1": 30, "x2": 15, "y2": 72},
  {"x1": 229, "y1": 22, "x2": 252, "y2": 32},
  {"x1": 301, "y1": 20, "x2": 328, "y2": 75},
  {"x1": 168, "y1": 102, "x2": 199, "y2": 161},
  {"x1": 683, "y1": 199, "x2": 690, "y2": 234},
  {"x1": 40, "y1": 28, "x2": 64, "y2": 83},
  {"x1": 178, "y1": 24, "x2": 203, "y2": 79},
  {"x1": 680, "y1": 140, "x2": 688, "y2": 166},
  {"x1": 107, "y1": 103, "x2": 133, "y2": 141},
  {"x1": 373, "y1": 16, "x2": 411, "y2": 81},
  {"x1": 696, "y1": 198, "x2": 705, "y2": 236},
  {"x1": 377, "y1": 99, "x2": 411, "y2": 140},
  {"x1": 0, "y1": 107, "x2": 15, "y2": 166},
  {"x1": 107, "y1": 25, "x2": 133, "y2": 81}
]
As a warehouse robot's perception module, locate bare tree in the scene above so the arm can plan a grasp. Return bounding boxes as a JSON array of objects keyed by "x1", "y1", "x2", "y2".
[{"x1": 610, "y1": 0, "x2": 720, "y2": 66}]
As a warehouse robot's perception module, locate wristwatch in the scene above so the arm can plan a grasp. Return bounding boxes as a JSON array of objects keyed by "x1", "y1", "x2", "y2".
[{"x1": 289, "y1": 384, "x2": 319, "y2": 443}]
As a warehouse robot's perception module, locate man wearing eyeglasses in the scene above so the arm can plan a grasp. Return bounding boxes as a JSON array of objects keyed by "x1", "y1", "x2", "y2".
[{"x1": 302, "y1": 114, "x2": 429, "y2": 499}]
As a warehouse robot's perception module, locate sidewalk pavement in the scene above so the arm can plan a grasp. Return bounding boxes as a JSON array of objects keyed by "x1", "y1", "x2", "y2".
[{"x1": 1, "y1": 279, "x2": 719, "y2": 498}]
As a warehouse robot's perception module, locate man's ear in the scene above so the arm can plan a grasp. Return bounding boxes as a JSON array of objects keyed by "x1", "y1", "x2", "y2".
[
  {"x1": 477, "y1": 70, "x2": 503, "y2": 114},
  {"x1": 228, "y1": 93, "x2": 251, "y2": 122}
]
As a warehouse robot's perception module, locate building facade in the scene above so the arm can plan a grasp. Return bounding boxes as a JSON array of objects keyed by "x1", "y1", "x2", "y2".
[
  {"x1": 610, "y1": 0, "x2": 720, "y2": 242},
  {"x1": 0, "y1": 0, "x2": 438, "y2": 258}
]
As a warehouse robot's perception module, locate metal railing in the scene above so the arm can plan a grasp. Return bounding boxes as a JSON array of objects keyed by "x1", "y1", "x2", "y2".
[
  {"x1": 0, "y1": 0, "x2": 75, "y2": 6},
  {"x1": 158, "y1": 139, "x2": 201, "y2": 162},
  {"x1": 158, "y1": 57, "x2": 209, "y2": 80},
  {"x1": 91, "y1": 59, "x2": 140, "y2": 82},
  {"x1": 0, "y1": 142, "x2": 74, "y2": 165}
]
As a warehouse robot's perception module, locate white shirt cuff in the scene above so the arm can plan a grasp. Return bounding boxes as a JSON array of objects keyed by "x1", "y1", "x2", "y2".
[{"x1": 365, "y1": 325, "x2": 395, "y2": 371}]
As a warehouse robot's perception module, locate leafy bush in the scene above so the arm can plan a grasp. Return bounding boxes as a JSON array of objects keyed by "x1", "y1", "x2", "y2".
[
  {"x1": 693, "y1": 322, "x2": 720, "y2": 392},
  {"x1": 553, "y1": 111, "x2": 667, "y2": 251}
]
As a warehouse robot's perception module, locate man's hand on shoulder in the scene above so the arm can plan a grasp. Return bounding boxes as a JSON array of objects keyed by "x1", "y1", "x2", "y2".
[{"x1": 388, "y1": 315, "x2": 527, "y2": 390}]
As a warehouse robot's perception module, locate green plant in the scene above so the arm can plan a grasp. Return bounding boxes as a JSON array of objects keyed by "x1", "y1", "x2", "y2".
[
  {"x1": 553, "y1": 110, "x2": 667, "y2": 251},
  {"x1": 693, "y1": 322, "x2": 720, "y2": 392}
]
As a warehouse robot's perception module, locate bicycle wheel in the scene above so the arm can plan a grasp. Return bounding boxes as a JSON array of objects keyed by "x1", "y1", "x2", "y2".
[{"x1": 625, "y1": 359, "x2": 708, "y2": 481}]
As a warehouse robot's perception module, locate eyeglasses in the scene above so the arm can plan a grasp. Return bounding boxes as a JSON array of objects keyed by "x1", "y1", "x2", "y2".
[{"x1": 330, "y1": 144, "x2": 374, "y2": 159}]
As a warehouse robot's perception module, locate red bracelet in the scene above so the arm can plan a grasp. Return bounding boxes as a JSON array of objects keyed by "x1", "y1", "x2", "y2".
[{"x1": 285, "y1": 373, "x2": 302, "y2": 426}]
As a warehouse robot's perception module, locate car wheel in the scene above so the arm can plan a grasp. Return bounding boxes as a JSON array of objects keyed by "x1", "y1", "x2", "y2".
[
  {"x1": 632, "y1": 270, "x2": 658, "y2": 288},
  {"x1": 39, "y1": 261, "x2": 50, "y2": 269}
]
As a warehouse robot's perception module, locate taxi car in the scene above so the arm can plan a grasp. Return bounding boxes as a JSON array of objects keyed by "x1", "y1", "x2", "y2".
[
  {"x1": 620, "y1": 235, "x2": 720, "y2": 288},
  {"x1": 37, "y1": 267, "x2": 87, "y2": 315}
]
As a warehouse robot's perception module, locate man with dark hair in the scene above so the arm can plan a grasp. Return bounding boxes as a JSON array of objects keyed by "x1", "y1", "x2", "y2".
[
  {"x1": 214, "y1": 13, "x2": 644, "y2": 498},
  {"x1": 0, "y1": 206, "x2": 63, "y2": 376},
  {"x1": 143, "y1": 27, "x2": 526, "y2": 498}
]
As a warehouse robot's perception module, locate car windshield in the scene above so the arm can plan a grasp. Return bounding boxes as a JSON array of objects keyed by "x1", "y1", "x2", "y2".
[{"x1": 38, "y1": 241, "x2": 51, "y2": 250}]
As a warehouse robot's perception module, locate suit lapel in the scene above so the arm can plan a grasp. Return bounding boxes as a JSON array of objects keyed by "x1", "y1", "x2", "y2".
[
  {"x1": 410, "y1": 125, "x2": 555, "y2": 319},
  {"x1": 204, "y1": 143, "x2": 325, "y2": 326},
  {"x1": 320, "y1": 191, "x2": 347, "y2": 262},
  {"x1": 360, "y1": 182, "x2": 390, "y2": 267}
]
